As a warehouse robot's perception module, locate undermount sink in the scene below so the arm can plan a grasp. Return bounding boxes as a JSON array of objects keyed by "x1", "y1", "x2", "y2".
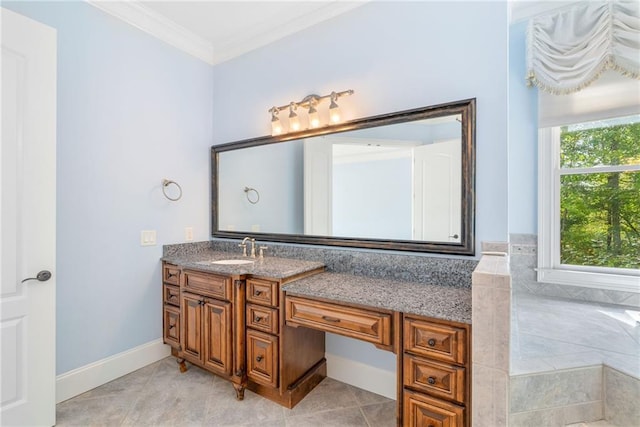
[{"x1": 210, "y1": 259, "x2": 254, "y2": 265}]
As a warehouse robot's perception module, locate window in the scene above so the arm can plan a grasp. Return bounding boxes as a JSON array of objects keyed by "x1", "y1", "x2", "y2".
[{"x1": 538, "y1": 115, "x2": 640, "y2": 292}]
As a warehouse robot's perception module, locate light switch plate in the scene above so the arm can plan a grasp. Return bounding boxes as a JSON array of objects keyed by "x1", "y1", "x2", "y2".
[{"x1": 140, "y1": 230, "x2": 156, "y2": 246}]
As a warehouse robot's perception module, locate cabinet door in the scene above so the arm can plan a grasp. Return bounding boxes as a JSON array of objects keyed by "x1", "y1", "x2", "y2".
[
  {"x1": 247, "y1": 329, "x2": 278, "y2": 388},
  {"x1": 403, "y1": 389, "x2": 464, "y2": 427},
  {"x1": 163, "y1": 305, "x2": 180, "y2": 349},
  {"x1": 181, "y1": 293, "x2": 203, "y2": 363},
  {"x1": 203, "y1": 298, "x2": 233, "y2": 375}
]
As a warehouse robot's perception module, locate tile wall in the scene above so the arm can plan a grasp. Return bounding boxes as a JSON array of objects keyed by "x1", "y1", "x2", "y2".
[{"x1": 510, "y1": 234, "x2": 639, "y2": 308}]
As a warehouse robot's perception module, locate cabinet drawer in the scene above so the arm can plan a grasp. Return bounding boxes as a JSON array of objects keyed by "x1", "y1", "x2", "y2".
[
  {"x1": 404, "y1": 317, "x2": 467, "y2": 365},
  {"x1": 183, "y1": 270, "x2": 232, "y2": 301},
  {"x1": 247, "y1": 329, "x2": 278, "y2": 388},
  {"x1": 403, "y1": 389, "x2": 464, "y2": 427},
  {"x1": 163, "y1": 263, "x2": 180, "y2": 285},
  {"x1": 163, "y1": 284, "x2": 180, "y2": 307},
  {"x1": 286, "y1": 296, "x2": 392, "y2": 346},
  {"x1": 163, "y1": 305, "x2": 180, "y2": 349},
  {"x1": 246, "y1": 278, "x2": 278, "y2": 307},
  {"x1": 404, "y1": 355, "x2": 466, "y2": 403},
  {"x1": 246, "y1": 304, "x2": 279, "y2": 335}
]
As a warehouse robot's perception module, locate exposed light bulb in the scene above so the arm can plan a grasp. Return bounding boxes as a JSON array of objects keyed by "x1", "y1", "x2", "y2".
[
  {"x1": 289, "y1": 104, "x2": 300, "y2": 132},
  {"x1": 329, "y1": 92, "x2": 341, "y2": 124},
  {"x1": 308, "y1": 104, "x2": 320, "y2": 128},
  {"x1": 270, "y1": 108, "x2": 282, "y2": 136},
  {"x1": 329, "y1": 101, "x2": 341, "y2": 124}
]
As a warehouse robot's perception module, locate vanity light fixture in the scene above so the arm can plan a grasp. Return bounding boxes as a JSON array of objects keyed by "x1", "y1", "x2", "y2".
[{"x1": 268, "y1": 89, "x2": 354, "y2": 135}]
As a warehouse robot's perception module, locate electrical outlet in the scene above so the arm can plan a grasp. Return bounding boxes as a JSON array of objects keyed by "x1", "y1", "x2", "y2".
[
  {"x1": 185, "y1": 227, "x2": 193, "y2": 241},
  {"x1": 140, "y1": 230, "x2": 156, "y2": 246}
]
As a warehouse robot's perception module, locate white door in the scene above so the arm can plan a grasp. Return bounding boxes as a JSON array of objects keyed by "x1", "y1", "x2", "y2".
[
  {"x1": 1, "y1": 8, "x2": 57, "y2": 426},
  {"x1": 413, "y1": 140, "x2": 461, "y2": 242}
]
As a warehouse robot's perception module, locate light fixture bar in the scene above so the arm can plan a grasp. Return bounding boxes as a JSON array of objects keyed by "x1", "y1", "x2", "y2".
[{"x1": 267, "y1": 89, "x2": 354, "y2": 135}]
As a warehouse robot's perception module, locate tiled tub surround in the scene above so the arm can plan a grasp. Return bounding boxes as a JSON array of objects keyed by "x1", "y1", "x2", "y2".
[
  {"x1": 510, "y1": 234, "x2": 640, "y2": 308},
  {"x1": 509, "y1": 235, "x2": 640, "y2": 426},
  {"x1": 471, "y1": 252, "x2": 511, "y2": 427}
]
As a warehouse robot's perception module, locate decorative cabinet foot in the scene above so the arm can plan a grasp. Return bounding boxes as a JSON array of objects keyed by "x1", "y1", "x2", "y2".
[
  {"x1": 233, "y1": 384, "x2": 245, "y2": 400},
  {"x1": 177, "y1": 358, "x2": 187, "y2": 373}
]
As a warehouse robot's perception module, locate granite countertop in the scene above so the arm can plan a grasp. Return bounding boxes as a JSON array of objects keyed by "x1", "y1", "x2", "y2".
[
  {"x1": 282, "y1": 272, "x2": 471, "y2": 324},
  {"x1": 162, "y1": 250, "x2": 325, "y2": 279}
]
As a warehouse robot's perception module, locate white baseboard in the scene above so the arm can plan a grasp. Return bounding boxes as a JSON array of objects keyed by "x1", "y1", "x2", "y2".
[
  {"x1": 325, "y1": 352, "x2": 397, "y2": 400},
  {"x1": 56, "y1": 339, "x2": 171, "y2": 403}
]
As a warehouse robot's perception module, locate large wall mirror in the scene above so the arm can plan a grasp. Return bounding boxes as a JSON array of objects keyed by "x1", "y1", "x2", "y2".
[{"x1": 211, "y1": 98, "x2": 475, "y2": 255}]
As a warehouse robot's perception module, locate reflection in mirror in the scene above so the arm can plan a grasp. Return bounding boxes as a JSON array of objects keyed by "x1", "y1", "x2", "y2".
[{"x1": 212, "y1": 98, "x2": 475, "y2": 255}]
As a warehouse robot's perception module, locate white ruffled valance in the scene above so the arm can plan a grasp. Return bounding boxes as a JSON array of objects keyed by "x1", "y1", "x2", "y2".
[{"x1": 527, "y1": 1, "x2": 640, "y2": 94}]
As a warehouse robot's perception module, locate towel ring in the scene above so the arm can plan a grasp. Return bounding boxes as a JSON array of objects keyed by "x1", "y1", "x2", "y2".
[
  {"x1": 162, "y1": 179, "x2": 182, "y2": 201},
  {"x1": 244, "y1": 186, "x2": 260, "y2": 204}
]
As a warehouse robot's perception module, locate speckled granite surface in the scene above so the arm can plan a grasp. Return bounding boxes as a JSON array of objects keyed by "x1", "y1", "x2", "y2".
[
  {"x1": 283, "y1": 272, "x2": 471, "y2": 324},
  {"x1": 209, "y1": 239, "x2": 477, "y2": 288},
  {"x1": 163, "y1": 240, "x2": 473, "y2": 323},
  {"x1": 162, "y1": 249, "x2": 324, "y2": 279}
]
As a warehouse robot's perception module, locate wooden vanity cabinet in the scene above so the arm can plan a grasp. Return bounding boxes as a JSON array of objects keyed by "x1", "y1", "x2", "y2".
[
  {"x1": 403, "y1": 315, "x2": 471, "y2": 427},
  {"x1": 161, "y1": 262, "x2": 326, "y2": 406},
  {"x1": 244, "y1": 277, "x2": 326, "y2": 409},
  {"x1": 162, "y1": 263, "x2": 181, "y2": 351}
]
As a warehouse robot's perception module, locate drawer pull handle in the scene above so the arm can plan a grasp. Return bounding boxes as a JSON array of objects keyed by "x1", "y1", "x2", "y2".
[
  {"x1": 256, "y1": 355, "x2": 263, "y2": 362},
  {"x1": 254, "y1": 316, "x2": 263, "y2": 322},
  {"x1": 167, "y1": 272, "x2": 177, "y2": 278},
  {"x1": 427, "y1": 376, "x2": 436, "y2": 385},
  {"x1": 254, "y1": 291, "x2": 263, "y2": 296},
  {"x1": 322, "y1": 315, "x2": 340, "y2": 323},
  {"x1": 169, "y1": 324, "x2": 175, "y2": 330},
  {"x1": 168, "y1": 294, "x2": 177, "y2": 300},
  {"x1": 427, "y1": 338, "x2": 436, "y2": 347}
]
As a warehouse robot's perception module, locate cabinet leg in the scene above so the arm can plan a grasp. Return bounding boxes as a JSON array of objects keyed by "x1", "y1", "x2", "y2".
[
  {"x1": 233, "y1": 384, "x2": 245, "y2": 400},
  {"x1": 176, "y1": 358, "x2": 187, "y2": 373}
]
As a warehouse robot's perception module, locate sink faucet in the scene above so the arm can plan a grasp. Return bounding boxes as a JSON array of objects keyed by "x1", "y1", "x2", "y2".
[{"x1": 240, "y1": 237, "x2": 257, "y2": 258}]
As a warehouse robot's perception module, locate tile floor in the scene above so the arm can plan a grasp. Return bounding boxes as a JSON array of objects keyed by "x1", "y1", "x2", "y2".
[
  {"x1": 511, "y1": 292, "x2": 640, "y2": 378},
  {"x1": 55, "y1": 357, "x2": 396, "y2": 426}
]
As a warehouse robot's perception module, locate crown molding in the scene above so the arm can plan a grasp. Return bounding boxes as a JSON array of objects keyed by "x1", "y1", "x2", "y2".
[
  {"x1": 212, "y1": 1, "x2": 367, "y2": 65},
  {"x1": 87, "y1": 0, "x2": 215, "y2": 65}
]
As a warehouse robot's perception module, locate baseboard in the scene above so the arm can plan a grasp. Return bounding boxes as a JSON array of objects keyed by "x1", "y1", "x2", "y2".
[
  {"x1": 325, "y1": 352, "x2": 397, "y2": 400},
  {"x1": 56, "y1": 339, "x2": 171, "y2": 403}
]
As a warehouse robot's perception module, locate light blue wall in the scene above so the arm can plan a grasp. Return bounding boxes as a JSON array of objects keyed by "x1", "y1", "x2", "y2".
[
  {"x1": 213, "y1": 1, "x2": 509, "y2": 250},
  {"x1": 212, "y1": 1, "x2": 508, "y2": 374},
  {"x1": 508, "y1": 20, "x2": 539, "y2": 234},
  {"x1": 4, "y1": 1, "x2": 214, "y2": 374}
]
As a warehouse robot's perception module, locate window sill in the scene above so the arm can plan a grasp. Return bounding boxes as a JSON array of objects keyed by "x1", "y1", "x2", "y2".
[{"x1": 537, "y1": 268, "x2": 640, "y2": 294}]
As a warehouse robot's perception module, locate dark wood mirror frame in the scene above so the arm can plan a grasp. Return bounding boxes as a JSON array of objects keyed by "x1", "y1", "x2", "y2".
[{"x1": 211, "y1": 98, "x2": 475, "y2": 255}]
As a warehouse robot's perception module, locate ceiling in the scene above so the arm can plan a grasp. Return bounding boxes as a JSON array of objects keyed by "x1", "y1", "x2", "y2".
[{"x1": 89, "y1": 1, "x2": 579, "y2": 65}]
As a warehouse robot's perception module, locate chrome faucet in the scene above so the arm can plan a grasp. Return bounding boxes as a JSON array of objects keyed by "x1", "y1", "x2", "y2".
[{"x1": 240, "y1": 237, "x2": 257, "y2": 258}]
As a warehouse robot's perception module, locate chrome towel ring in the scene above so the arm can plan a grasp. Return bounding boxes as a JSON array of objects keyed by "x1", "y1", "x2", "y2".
[
  {"x1": 244, "y1": 186, "x2": 260, "y2": 204},
  {"x1": 162, "y1": 179, "x2": 182, "y2": 201}
]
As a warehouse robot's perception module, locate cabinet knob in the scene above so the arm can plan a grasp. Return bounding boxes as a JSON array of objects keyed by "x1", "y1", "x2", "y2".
[
  {"x1": 254, "y1": 316, "x2": 263, "y2": 322},
  {"x1": 169, "y1": 324, "x2": 175, "y2": 330},
  {"x1": 427, "y1": 376, "x2": 436, "y2": 385},
  {"x1": 254, "y1": 290, "x2": 263, "y2": 296},
  {"x1": 167, "y1": 272, "x2": 177, "y2": 278},
  {"x1": 256, "y1": 355, "x2": 263, "y2": 362},
  {"x1": 427, "y1": 338, "x2": 436, "y2": 347}
]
